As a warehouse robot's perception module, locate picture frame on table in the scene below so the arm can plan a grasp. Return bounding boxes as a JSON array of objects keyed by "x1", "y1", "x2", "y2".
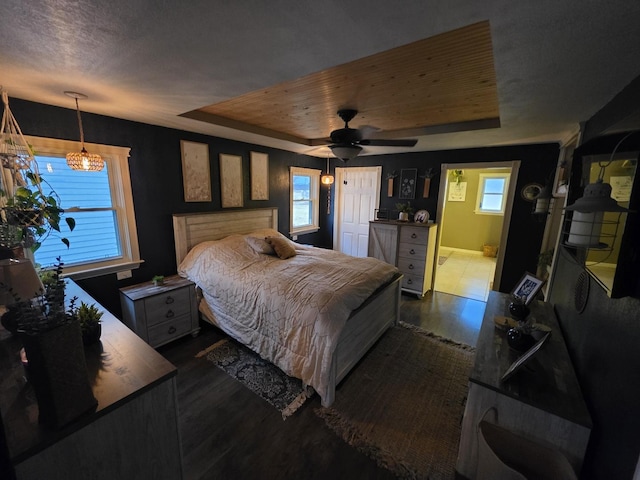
[{"x1": 511, "y1": 272, "x2": 545, "y2": 305}]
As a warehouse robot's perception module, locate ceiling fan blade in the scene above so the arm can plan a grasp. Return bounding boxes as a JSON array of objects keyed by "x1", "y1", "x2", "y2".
[{"x1": 359, "y1": 139, "x2": 418, "y2": 147}]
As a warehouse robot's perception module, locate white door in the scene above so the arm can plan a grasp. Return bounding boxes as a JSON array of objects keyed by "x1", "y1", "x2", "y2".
[{"x1": 334, "y1": 166, "x2": 381, "y2": 257}]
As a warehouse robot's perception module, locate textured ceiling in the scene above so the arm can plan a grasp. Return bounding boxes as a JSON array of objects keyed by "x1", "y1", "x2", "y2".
[{"x1": 1, "y1": 1, "x2": 640, "y2": 157}]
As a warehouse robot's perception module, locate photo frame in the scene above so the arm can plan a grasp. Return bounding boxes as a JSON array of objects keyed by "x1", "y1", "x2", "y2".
[
  {"x1": 180, "y1": 140, "x2": 211, "y2": 202},
  {"x1": 501, "y1": 332, "x2": 551, "y2": 382},
  {"x1": 250, "y1": 151, "x2": 269, "y2": 200},
  {"x1": 219, "y1": 153, "x2": 243, "y2": 208},
  {"x1": 399, "y1": 168, "x2": 417, "y2": 199},
  {"x1": 511, "y1": 272, "x2": 545, "y2": 305}
]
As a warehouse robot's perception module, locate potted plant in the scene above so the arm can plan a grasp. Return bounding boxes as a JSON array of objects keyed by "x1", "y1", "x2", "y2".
[
  {"x1": 73, "y1": 300, "x2": 104, "y2": 345},
  {"x1": 395, "y1": 202, "x2": 414, "y2": 221},
  {"x1": 2, "y1": 171, "x2": 76, "y2": 252},
  {"x1": 152, "y1": 275, "x2": 165, "y2": 286},
  {"x1": 14, "y1": 258, "x2": 97, "y2": 428}
]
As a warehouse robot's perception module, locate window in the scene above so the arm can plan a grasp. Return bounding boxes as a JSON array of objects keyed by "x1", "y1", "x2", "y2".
[
  {"x1": 25, "y1": 136, "x2": 141, "y2": 279},
  {"x1": 476, "y1": 173, "x2": 510, "y2": 215},
  {"x1": 290, "y1": 166, "x2": 320, "y2": 235}
]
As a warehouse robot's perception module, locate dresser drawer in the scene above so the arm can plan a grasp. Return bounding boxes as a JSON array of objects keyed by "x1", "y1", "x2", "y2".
[
  {"x1": 399, "y1": 226, "x2": 429, "y2": 245},
  {"x1": 398, "y1": 242, "x2": 427, "y2": 261},
  {"x1": 147, "y1": 314, "x2": 193, "y2": 347},
  {"x1": 401, "y1": 273, "x2": 424, "y2": 292},
  {"x1": 144, "y1": 287, "x2": 192, "y2": 327},
  {"x1": 397, "y1": 256, "x2": 426, "y2": 275}
]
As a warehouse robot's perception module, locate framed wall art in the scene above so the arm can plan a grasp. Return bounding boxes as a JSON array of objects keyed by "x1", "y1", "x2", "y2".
[
  {"x1": 399, "y1": 168, "x2": 417, "y2": 199},
  {"x1": 180, "y1": 140, "x2": 211, "y2": 202},
  {"x1": 219, "y1": 153, "x2": 243, "y2": 208},
  {"x1": 250, "y1": 151, "x2": 269, "y2": 200}
]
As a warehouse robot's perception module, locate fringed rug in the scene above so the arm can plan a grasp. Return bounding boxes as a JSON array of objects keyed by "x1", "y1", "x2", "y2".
[
  {"x1": 196, "y1": 338, "x2": 313, "y2": 419},
  {"x1": 315, "y1": 322, "x2": 475, "y2": 480}
]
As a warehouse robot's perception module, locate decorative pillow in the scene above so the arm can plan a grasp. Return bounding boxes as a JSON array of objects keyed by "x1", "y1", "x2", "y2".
[
  {"x1": 245, "y1": 236, "x2": 275, "y2": 255},
  {"x1": 265, "y1": 236, "x2": 297, "y2": 259}
]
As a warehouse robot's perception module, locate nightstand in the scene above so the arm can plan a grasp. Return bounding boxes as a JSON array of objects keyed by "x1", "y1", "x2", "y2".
[{"x1": 119, "y1": 274, "x2": 200, "y2": 347}]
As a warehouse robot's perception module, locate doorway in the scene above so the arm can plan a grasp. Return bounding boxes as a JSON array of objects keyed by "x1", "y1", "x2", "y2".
[
  {"x1": 433, "y1": 161, "x2": 520, "y2": 301},
  {"x1": 333, "y1": 166, "x2": 382, "y2": 257}
]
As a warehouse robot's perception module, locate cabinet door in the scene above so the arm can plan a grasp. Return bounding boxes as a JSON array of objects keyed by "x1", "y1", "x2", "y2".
[{"x1": 368, "y1": 223, "x2": 398, "y2": 265}]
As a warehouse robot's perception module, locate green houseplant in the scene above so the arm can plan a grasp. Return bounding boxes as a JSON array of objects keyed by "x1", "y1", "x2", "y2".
[
  {"x1": 74, "y1": 301, "x2": 104, "y2": 345},
  {"x1": 2, "y1": 171, "x2": 76, "y2": 252},
  {"x1": 395, "y1": 202, "x2": 414, "y2": 221},
  {"x1": 14, "y1": 258, "x2": 97, "y2": 428}
]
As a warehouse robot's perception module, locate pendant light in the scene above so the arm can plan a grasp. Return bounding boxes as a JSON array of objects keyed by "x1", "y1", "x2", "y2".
[
  {"x1": 321, "y1": 155, "x2": 334, "y2": 215},
  {"x1": 65, "y1": 91, "x2": 103, "y2": 171},
  {"x1": 564, "y1": 133, "x2": 635, "y2": 249}
]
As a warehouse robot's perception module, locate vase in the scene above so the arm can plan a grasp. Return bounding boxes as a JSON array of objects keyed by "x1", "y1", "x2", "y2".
[
  {"x1": 508, "y1": 300, "x2": 530, "y2": 322},
  {"x1": 82, "y1": 323, "x2": 102, "y2": 345},
  {"x1": 507, "y1": 327, "x2": 535, "y2": 352},
  {"x1": 398, "y1": 212, "x2": 409, "y2": 221},
  {"x1": 21, "y1": 321, "x2": 97, "y2": 429}
]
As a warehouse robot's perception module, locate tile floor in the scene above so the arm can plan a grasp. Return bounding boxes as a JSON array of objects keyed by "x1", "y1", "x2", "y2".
[{"x1": 434, "y1": 247, "x2": 497, "y2": 301}]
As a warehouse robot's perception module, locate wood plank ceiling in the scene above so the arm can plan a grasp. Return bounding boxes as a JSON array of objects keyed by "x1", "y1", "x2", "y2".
[{"x1": 181, "y1": 21, "x2": 499, "y2": 146}]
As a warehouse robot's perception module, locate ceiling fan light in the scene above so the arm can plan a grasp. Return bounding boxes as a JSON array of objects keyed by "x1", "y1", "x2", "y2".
[
  {"x1": 66, "y1": 148, "x2": 104, "y2": 171},
  {"x1": 330, "y1": 145, "x2": 362, "y2": 161}
]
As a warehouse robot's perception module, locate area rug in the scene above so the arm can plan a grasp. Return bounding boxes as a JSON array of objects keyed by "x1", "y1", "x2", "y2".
[
  {"x1": 196, "y1": 338, "x2": 312, "y2": 419},
  {"x1": 315, "y1": 322, "x2": 475, "y2": 480}
]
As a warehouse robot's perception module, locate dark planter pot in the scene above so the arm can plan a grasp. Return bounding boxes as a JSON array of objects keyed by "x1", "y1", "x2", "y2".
[
  {"x1": 82, "y1": 323, "x2": 102, "y2": 345},
  {"x1": 21, "y1": 321, "x2": 97, "y2": 429}
]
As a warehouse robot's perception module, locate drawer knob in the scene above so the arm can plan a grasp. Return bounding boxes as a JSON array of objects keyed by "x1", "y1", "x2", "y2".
[
  {"x1": 411, "y1": 233, "x2": 417, "y2": 238},
  {"x1": 168, "y1": 326, "x2": 177, "y2": 334},
  {"x1": 407, "y1": 279, "x2": 413, "y2": 284},
  {"x1": 166, "y1": 310, "x2": 175, "y2": 318},
  {"x1": 408, "y1": 264, "x2": 414, "y2": 270},
  {"x1": 410, "y1": 249, "x2": 415, "y2": 255},
  {"x1": 165, "y1": 296, "x2": 175, "y2": 305}
]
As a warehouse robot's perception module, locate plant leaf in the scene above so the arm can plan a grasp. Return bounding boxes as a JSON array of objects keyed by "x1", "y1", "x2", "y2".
[
  {"x1": 61, "y1": 238, "x2": 70, "y2": 249},
  {"x1": 66, "y1": 217, "x2": 76, "y2": 231}
]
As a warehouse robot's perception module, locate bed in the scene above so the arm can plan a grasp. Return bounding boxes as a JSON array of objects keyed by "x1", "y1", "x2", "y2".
[{"x1": 173, "y1": 208, "x2": 402, "y2": 407}]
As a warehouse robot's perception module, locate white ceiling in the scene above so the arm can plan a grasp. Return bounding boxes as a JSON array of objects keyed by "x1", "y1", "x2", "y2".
[{"x1": 1, "y1": 1, "x2": 640, "y2": 156}]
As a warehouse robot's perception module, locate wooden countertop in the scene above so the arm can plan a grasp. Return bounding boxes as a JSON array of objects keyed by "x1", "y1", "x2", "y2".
[
  {"x1": 471, "y1": 291, "x2": 592, "y2": 428},
  {"x1": 0, "y1": 280, "x2": 177, "y2": 464}
]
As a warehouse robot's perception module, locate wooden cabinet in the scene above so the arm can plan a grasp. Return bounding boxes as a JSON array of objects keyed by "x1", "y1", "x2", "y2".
[
  {"x1": 119, "y1": 275, "x2": 200, "y2": 348},
  {"x1": 368, "y1": 221, "x2": 437, "y2": 296},
  {"x1": 0, "y1": 280, "x2": 183, "y2": 480},
  {"x1": 455, "y1": 292, "x2": 592, "y2": 479}
]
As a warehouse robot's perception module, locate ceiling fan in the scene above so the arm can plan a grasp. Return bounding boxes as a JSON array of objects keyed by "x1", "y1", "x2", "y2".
[{"x1": 325, "y1": 109, "x2": 418, "y2": 161}]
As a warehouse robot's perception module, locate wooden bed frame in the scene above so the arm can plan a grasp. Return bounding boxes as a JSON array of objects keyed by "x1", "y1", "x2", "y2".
[{"x1": 172, "y1": 208, "x2": 402, "y2": 407}]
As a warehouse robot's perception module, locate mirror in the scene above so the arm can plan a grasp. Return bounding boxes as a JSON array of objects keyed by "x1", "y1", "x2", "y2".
[
  {"x1": 521, "y1": 183, "x2": 543, "y2": 202},
  {"x1": 581, "y1": 151, "x2": 638, "y2": 294}
]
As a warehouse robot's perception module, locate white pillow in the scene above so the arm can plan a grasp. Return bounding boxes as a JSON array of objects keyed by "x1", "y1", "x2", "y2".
[{"x1": 245, "y1": 236, "x2": 275, "y2": 255}]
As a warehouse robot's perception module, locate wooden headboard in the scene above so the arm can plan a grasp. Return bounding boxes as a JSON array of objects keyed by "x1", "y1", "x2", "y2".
[{"x1": 172, "y1": 208, "x2": 279, "y2": 265}]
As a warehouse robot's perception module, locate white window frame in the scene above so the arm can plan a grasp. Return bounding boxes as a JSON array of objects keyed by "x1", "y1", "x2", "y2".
[
  {"x1": 475, "y1": 172, "x2": 510, "y2": 215},
  {"x1": 25, "y1": 135, "x2": 142, "y2": 279},
  {"x1": 289, "y1": 166, "x2": 320, "y2": 235}
]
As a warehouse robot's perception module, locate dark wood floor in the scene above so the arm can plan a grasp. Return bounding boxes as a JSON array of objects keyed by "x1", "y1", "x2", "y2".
[{"x1": 157, "y1": 291, "x2": 485, "y2": 480}]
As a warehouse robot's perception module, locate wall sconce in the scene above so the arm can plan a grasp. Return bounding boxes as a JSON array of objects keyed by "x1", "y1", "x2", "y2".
[
  {"x1": 564, "y1": 134, "x2": 635, "y2": 249},
  {"x1": 65, "y1": 91, "x2": 104, "y2": 172},
  {"x1": 321, "y1": 156, "x2": 334, "y2": 214}
]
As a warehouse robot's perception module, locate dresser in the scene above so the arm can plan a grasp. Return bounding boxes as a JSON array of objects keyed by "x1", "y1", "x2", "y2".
[
  {"x1": 119, "y1": 274, "x2": 200, "y2": 348},
  {"x1": 455, "y1": 291, "x2": 592, "y2": 479},
  {"x1": 0, "y1": 280, "x2": 183, "y2": 480},
  {"x1": 368, "y1": 220, "x2": 438, "y2": 296}
]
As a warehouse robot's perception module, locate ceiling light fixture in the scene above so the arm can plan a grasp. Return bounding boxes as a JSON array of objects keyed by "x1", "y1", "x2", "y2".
[
  {"x1": 65, "y1": 91, "x2": 103, "y2": 172},
  {"x1": 329, "y1": 144, "x2": 362, "y2": 162},
  {"x1": 321, "y1": 156, "x2": 334, "y2": 186}
]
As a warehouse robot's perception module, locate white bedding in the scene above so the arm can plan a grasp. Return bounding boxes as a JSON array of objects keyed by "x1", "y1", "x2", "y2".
[{"x1": 178, "y1": 230, "x2": 399, "y2": 404}]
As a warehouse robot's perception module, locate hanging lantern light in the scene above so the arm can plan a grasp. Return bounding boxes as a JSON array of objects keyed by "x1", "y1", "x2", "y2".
[
  {"x1": 321, "y1": 155, "x2": 334, "y2": 186},
  {"x1": 65, "y1": 91, "x2": 103, "y2": 171},
  {"x1": 564, "y1": 133, "x2": 635, "y2": 249}
]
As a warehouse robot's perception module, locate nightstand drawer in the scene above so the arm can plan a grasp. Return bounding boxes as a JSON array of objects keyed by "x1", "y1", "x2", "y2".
[
  {"x1": 144, "y1": 288, "x2": 191, "y2": 326},
  {"x1": 399, "y1": 226, "x2": 429, "y2": 245},
  {"x1": 398, "y1": 243, "x2": 427, "y2": 261},
  {"x1": 147, "y1": 314, "x2": 193, "y2": 347}
]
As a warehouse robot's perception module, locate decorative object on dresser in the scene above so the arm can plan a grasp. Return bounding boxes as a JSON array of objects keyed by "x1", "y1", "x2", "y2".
[
  {"x1": 119, "y1": 274, "x2": 200, "y2": 348},
  {"x1": 5, "y1": 258, "x2": 97, "y2": 429},
  {"x1": 395, "y1": 201, "x2": 414, "y2": 221},
  {"x1": 368, "y1": 220, "x2": 438, "y2": 297}
]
